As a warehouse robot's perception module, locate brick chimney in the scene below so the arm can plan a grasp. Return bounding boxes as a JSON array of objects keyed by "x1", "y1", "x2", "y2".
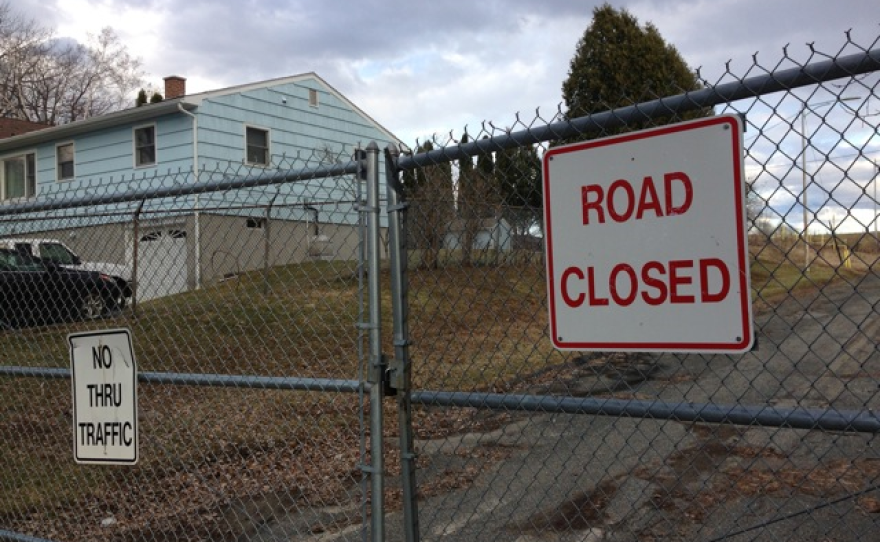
[{"x1": 163, "y1": 75, "x2": 186, "y2": 99}]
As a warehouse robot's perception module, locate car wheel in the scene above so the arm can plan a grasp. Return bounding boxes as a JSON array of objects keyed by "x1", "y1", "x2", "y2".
[{"x1": 79, "y1": 292, "x2": 106, "y2": 320}]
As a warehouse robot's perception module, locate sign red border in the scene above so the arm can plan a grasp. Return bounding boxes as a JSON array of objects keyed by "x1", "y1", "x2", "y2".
[{"x1": 542, "y1": 115, "x2": 752, "y2": 353}]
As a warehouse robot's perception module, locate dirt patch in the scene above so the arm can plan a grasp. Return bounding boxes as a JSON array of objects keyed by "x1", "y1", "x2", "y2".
[
  {"x1": 523, "y1": 479, "x2": 621, "y2": 532},
  {"x1": 498, "y1": 352, "x2": 661, "y2": 397},
  {"x1": 521, "y1": 422, "x2": 880, "y2": 539}
]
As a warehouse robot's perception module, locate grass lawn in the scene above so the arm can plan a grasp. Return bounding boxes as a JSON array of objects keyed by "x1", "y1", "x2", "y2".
[{"x1": 1, "y1": 238, "x2": 876, "y2": 539}]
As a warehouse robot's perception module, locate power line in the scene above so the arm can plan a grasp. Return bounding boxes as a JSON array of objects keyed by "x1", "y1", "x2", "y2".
[{"x1": 749, "y1": 149, "x2": 880, "y2": 174}]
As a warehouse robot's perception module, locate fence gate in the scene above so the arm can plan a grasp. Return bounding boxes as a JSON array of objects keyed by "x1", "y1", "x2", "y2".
[
  {"x1": 386, "y1": 35, "x2": 880, "y2": 542},
  {"x1": 0, "y1": 148, "x2": 390, "y2": 541}
]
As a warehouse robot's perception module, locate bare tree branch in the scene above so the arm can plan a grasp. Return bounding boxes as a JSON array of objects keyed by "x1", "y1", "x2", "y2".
[{"x1": 0, "y1": 3, "x2": 144, "y2": 125}]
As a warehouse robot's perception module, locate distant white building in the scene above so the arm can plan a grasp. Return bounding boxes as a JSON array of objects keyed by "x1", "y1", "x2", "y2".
[{"x1": 443, "y1": 216, "x2": 512, "y2": 251}]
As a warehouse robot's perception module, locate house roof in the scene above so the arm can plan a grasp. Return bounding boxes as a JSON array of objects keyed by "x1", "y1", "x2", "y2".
[
  {"x1": 0, "y1": 72, "x2": 399, "y2": 153},
  {"x1": 0, "y1": 118, "x2": 52, "y2": 139}
]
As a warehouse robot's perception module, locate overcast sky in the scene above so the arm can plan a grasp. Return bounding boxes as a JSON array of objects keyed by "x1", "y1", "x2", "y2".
[
  {"x1": 11, "y1": 0, "x2": 880, "y2": 232},
  {"x1": 12, "y1": 0, "x2": 879, "y2": 145}
]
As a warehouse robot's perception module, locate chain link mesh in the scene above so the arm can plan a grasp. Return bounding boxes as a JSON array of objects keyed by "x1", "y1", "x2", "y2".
[
  {"x1": 2, "y1": 34, "x2": 880, "y2": 542},
  {"x1": 0, "y1": 149, "x2": 375, "y2": 540},
  {"x1": 396, "y1": 37, "x2": 880, "y2": 541}
]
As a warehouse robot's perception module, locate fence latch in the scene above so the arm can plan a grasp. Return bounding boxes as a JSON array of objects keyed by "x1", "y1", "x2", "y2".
[{"x1": 384, "y1": 357, "x2": 404, "y2": 397}]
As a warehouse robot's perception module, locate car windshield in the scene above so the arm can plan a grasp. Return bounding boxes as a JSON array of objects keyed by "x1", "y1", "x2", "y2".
[
  {"x1": 38, "y1": 243, "x2": 77, "y2": 265},
  {"x1": 0, "y1": 250, "x2": 46, "y2": 272}
]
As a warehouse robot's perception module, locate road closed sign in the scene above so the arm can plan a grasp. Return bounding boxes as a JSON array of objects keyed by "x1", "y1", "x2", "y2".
[
  {"x1": 543, "y1": 115, "x2": 753, "y2": 353},
  {"x1": 69, "y1": 329, "x2": 138, "y2": 464}
]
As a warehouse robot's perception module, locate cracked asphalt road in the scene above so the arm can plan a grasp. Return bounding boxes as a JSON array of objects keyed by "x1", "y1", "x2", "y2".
[
  {"x1": 379, "y1": 274, "x2": 880, "y2": 541},
  {"x1": 264, "y1": 273, "x2": 880, "y2": 541}
]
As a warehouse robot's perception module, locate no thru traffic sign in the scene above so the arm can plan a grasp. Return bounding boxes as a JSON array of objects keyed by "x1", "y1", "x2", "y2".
[
  {"x1": 69, "y1": 329, "x2": 138, "y2": 464},
  {"x1": 542, "y1": 115, "x2": 753, "y2": 353}
]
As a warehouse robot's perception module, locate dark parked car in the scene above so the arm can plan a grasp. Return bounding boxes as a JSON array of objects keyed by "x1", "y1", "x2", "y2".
[{"x1": 0, "y1": 249, "x2": 125, "y2": 328}]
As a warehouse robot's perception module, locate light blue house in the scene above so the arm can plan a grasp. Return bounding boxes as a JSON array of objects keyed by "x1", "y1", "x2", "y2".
[{"x1": 0, "y1": 73, "x2": 400, "y2": 299}]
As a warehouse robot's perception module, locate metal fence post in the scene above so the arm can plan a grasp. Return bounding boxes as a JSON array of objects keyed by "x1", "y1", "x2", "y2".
[
  {"x1": 263, "y1": 192, "x2": 278, "y2": 295},
  {"x1": 364, "y1": 141, "x2": 386, "y2": 542},
  {"x1": 131, "y1": 198, "x2": 145, "y2": 316},
  {"x1": 385, "y1": 145, "x2": 420, "y2": 542}
]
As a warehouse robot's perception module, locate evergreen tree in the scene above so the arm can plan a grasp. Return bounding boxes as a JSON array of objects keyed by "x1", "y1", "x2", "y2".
[
  {"x1": 495, "y1": 145, "x2": 542, "y2": 236},
  {"x1": 562, "y1": 4, "x2": 709, "y2": 139},
  {"x1": 469, "y1": 136, "x2": 504, "y2": 236},
  {"x1": 473, "y1": 135, "x2": 500, "y2": 218},
  {"x1": 402, "y1": 141, "x2": 454, "y2": 269},
  {"x1": 457, "y1": 132, "x2": 502, "y2": 265},
  {"x1": 457, "y1": 132, "x2": 476, "y2": 264},
  {"x1": 149, "y1": 92, "x2": 163, "y2": 103},
  {"x1": 476, "y1": 136, "x2": 494, "y2": 178},
  {"x1": 135, "y1": 89, "x2": 148, "y2": 107}
]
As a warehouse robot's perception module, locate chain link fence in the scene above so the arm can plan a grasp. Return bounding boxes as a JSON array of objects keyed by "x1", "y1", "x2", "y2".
[
  {"x1": 0, "y1": 148, "x2": 386, "y2": 541},
  {"x1": 391, "y1": 34, "x2": 880, "y2": 541},
  {"x1": 2, "y1": 32, "x2": 880, "y2": 542}
]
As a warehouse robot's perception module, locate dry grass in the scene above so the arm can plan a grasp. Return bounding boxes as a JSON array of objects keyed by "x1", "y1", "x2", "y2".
[
  {"x1": 406, "y1": 255, "x2": 561, "y2": 392},
  {"x1": 748, "y1": 231, "x2": 879, "y2": 311},
  {"x1": 0, "y1": 241, "x2": 876, "y2": 539}
]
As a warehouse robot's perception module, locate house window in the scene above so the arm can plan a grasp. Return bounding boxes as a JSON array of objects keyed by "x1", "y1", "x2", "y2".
[
  {"x1": 309, "y1": 88, "x2": 319, "y2": 107},
  {"x1": 134, "y1": 125, "x2": 156, "y2": 167},
  {"x1": 57, "y1": 143, "x2": 74, "y2": 181},
  {"x1": 246, "y1": 127, "x2": 269, "y2": 166},
  {"x1": 1, "y1": 153, "x2": 36, "y2": 201}
]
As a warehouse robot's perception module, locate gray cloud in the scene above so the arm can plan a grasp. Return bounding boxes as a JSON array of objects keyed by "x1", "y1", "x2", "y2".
[
  {"x1": 148, "y1": 0, "x2": 590, "y2": 80},
  {"x1": 10, "y1": 0, "x2": 880, "y2": 145},
  {"x1": 9, "y1": 0, "x2": 878, "y2": 233}
]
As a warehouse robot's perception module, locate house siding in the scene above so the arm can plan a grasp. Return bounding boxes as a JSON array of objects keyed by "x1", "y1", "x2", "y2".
[
  {"x1": 195, "y1": 80, "x2": 390, "y2": 171},
  {"x1": 4, "y1": 75, "x2": 394, "y2": 204},
  {"x1": 191, "y1": 78, "x2": 394, "y2": 228},
  {"x1": 26, "y1": 113, "x2": 194, "y2": 201},
  {"x1": 68, "y1": 113, "x2": 194, "y2": 182}
]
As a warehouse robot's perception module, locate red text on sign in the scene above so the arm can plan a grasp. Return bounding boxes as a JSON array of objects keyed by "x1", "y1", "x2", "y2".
[
  {"x1": 581, "y1": 171, "x2": 694, "y2": 225},
  {"x1": 560, "y1": 258, "x2": 731, "y2": 308}
]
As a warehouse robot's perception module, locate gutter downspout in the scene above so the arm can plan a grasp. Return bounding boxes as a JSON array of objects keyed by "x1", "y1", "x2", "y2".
[
  {"x1": 178, "y1": 104, "x2": 201, "y2": 290},
  {"x1": 264, "y1": 191, "x2": 279, "y2": 295},
  {"x1": 304, "y1": 204, "x2": 321, "y2": 257},
  {"x1": 305, "y1": 204, "x2": 319, "y2": 236}
]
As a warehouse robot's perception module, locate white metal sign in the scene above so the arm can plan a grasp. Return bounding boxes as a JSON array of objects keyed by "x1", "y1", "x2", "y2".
[
  {"x1": 542, "y1": 115, "x2": 753, "y2": 353},
  {"x1": 69, "y1": 329, "x2": 138, "y2": 464}
]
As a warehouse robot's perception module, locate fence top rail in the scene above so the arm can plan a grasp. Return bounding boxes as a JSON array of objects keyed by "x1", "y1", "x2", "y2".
[
  {"x1": 396, "y1": 47, "x2": 880, "y2": 170},
  {"x1": 0, "y1": 158, "x2": 364, "y2": 218}
]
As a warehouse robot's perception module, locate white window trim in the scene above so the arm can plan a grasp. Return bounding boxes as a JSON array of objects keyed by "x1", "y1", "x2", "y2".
[
  {"x1": 0, "y1": 149, "x2": 38, "y2": 202},
  {"x1": 244, "y1": 125, "x2": 270, "y2": 167},
  {"x1": 56, "y1": 141, "x2": 75, "y2": 182},
  {"x1": 133, "y1": 123, "x2": 157, "y2": 168},
  {"x1": 309, "y1": 88, "x2": 319, "y2": 108}
]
